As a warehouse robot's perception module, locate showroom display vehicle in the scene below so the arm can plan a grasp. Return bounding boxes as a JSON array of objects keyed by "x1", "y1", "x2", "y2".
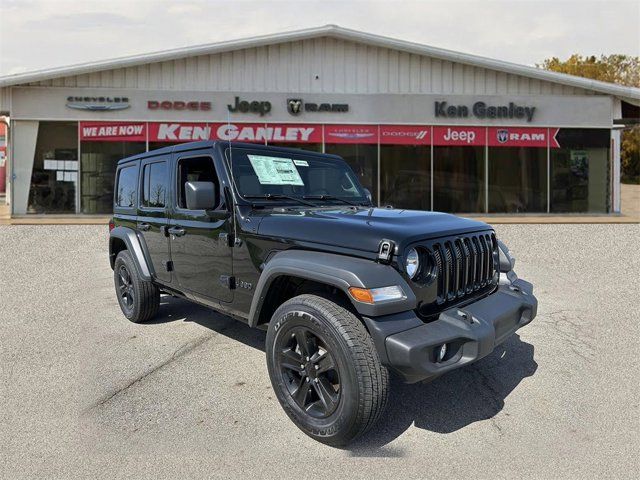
[{"x1": 109, "y1": 140, "x2": 537, "y2": 446}]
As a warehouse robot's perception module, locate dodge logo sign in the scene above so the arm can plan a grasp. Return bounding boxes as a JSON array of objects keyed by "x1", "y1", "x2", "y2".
[
  {"x1": 288, "y1": 99, "x2": 303, "y2": 115},
  {"x1": 497, "y1": 129, "x2": 509, "y2": 144},
  {"x1": 148, "y1": 100, "x2": 211, "y2": 111}
]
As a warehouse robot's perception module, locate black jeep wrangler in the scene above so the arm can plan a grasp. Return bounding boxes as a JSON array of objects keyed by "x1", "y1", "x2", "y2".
[{"x1": 109, "y1": 141, "x2": 536, "y2": 446}]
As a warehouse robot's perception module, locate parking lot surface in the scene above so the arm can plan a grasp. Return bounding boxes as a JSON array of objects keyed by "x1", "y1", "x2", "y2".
[{"x1": 1, "y1": 224, "x2": 639, "y2": 479}]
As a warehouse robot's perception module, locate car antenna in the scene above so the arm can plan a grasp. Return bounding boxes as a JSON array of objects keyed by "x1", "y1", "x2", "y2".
[{"x1": 224, "y1": 110, "x2": 239, "y2": 245}]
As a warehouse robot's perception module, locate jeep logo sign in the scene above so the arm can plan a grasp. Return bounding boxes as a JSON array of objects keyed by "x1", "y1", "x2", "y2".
[
  {"x1": 435, "y1": 101, "x2": 536, "y2": 122},
  {"x1": 433, "y1": 126, "x2": 484, "y2": 146},
  {"x1": 227, "y1": 96, "x2": 271, "y2": 116}
]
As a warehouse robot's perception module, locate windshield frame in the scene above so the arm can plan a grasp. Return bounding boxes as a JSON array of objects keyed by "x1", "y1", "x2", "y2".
[{"x1": 224, "y1": 146, "x2": 370, "y2": 207}]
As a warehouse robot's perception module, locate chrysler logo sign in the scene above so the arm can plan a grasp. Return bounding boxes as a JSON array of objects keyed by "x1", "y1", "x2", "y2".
[{"x1": 66, "y1": 96, "x2": 130, "y2": 111}]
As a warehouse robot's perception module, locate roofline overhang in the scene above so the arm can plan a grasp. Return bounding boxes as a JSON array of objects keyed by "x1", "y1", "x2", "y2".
[{"x1": 1, "y1": 24, "x2": 639, "y2": 101}]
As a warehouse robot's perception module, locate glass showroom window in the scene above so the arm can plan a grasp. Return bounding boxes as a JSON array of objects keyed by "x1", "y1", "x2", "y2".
[
  {"x1": 550, "y1": 129, "x2": 610, "y2": 213},
  {"x1": 80, "y1": 142, "x2": 146, "y2": 214},
  {"x1": 433, "y1": 146, "x2": 485, "y2": 213},
  {"x1": 488, "y1": 147, "x2": 547, "y2": 213},
  {"x1": 267, "y1": 142, "x2": 323, "y2": 153},
  {"x1": 27, "y1": 121, "x2": 78, "y2": 214},
  {"x1": 380, "y1": 145, "x2": 431, "y2": 210},
  {"x1": 148, "y1": 141, "x2": 180, "y2": 152},
  {"x1": 325, "y1": 144, "x2": 378, "y2": 204}
]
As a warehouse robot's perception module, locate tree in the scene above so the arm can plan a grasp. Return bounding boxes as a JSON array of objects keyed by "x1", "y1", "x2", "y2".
[
  {"x1": 621, "y1": 126, "x2": 640, "y2": 183},
  {"x1": 538, "y1": 54, "x2": 640, "y2": 183}
]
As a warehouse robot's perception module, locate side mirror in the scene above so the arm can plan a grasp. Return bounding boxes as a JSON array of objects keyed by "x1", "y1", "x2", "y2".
[
  {"x1": 363, "y1": 188, "x2": 373, "y2": 204},
  {"x1": 185, "y1": 181, "x2": 217, "y2": 210}
]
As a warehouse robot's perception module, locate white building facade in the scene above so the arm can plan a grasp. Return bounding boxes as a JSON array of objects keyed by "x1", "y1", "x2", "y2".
[{"x1": 1, "y1": 25, "x2": 638, "y2": 216}]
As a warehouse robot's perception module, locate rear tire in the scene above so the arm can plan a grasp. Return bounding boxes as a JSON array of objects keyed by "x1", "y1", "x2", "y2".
[
  {"x1": 114, "y1": 250, "x2": 160, "y2": 323},
  {"x1": 266, "y1": 294, "x2": 389, "y2": 446}
]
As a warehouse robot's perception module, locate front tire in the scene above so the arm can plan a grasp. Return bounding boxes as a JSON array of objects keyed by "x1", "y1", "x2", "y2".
[
  {"x1": 266, "y1": 294, "x2": 389, "y2": 446},
  {"x1": 114, "y1": 250, "x2": 160, "y2": 323}
]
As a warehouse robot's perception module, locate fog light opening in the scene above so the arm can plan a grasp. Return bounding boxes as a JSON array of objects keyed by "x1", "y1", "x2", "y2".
[{"x1": 436, "y1": 343, "x2": 448, "y2": 363}]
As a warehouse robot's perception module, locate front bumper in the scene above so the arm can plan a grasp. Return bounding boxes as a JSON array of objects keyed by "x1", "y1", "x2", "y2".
[{"x1": 363, "y1": 279, "x2": 537, "y2": 383}]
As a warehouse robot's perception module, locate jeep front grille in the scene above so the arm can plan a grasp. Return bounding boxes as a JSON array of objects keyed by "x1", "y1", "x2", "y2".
[{"x1": 429, "y1": 232, "x2": 497, "y2": 304}]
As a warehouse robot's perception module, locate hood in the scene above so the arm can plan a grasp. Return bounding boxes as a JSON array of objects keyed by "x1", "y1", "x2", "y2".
[{"x1": 251, "y1": 206, "x2": 491, "y2": 253}]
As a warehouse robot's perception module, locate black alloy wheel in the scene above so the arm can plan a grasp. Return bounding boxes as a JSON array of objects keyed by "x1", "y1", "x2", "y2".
[
  {"x1": 113, "y1": 250, "x2": 160, "y2": 323},
  {"x1": 266, "y1": 294, "x2": 389, "y2": 446},
  {"x1": 117, "y1": 264, "x2": 135, "y2": 311},
  {"x1": 276, "y1": 326, "x2": 341, "y2": 418}
]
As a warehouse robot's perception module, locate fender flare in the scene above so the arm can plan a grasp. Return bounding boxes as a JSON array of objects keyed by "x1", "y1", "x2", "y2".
[
  {"x1": 109, "y1": 226, "x2": 154, "y2": 281},
  {"x1": 248, "y1": 250, "x2": 417, "y2": 327}
]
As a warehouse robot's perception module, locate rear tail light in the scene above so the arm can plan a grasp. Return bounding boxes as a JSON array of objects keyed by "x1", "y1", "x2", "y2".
[{"x1": 108, "y1": 219, "x2": 115, "y2": 231}]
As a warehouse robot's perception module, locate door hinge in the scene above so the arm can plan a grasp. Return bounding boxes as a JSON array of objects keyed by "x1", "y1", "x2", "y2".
[
  {"x1": 165, "y1": 260, "x2": 174, "y2": 272},
  {"x1": 219, "y1": 232, "x2": 242, "y2": 248},
  {"x1": 219, "y1": 232, "x2": 230, "y2": 246},
  {"x1": 220, "y1": 275, "x2": 236, "y2": 289}
]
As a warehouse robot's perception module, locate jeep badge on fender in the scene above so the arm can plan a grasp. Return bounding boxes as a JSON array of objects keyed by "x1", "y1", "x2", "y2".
[{"x1": 109, "y1": 141, "x2": 537, "y2": 446}]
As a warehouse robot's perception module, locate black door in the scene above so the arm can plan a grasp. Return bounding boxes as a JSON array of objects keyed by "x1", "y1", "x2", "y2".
[
  {"x1": 137, "y1": 157, "x2": 171, "y2": 284},
  {"x1": 168, "y1": 153, "x2": 233, "y2": 302}
]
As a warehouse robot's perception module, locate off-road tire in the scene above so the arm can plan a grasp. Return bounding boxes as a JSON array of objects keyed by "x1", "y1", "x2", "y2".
[
  {"x1": 266, "y1": 294, "x2": 389, "y2": 447},
  {"x1": 114, "y1": 250, "x2": 160, "y2": 323}
]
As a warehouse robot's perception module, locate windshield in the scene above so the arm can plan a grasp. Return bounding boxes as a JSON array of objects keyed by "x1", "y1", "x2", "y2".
[{"x1": 227, "y1": 147, "x2": 369, "y2": 205}]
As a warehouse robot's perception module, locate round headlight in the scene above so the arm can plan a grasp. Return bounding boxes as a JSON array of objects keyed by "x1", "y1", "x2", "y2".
[{"x1": 405, "y1": 248, "x2": 420, "y2": 279}]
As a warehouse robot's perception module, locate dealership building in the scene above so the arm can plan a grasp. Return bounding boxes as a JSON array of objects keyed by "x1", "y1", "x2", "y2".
[{"x1": 0, "y1": 25, "x2": 638, "y2": 216}]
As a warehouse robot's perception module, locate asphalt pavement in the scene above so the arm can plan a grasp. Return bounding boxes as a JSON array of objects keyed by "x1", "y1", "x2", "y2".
[{"x1": 1, "y1": 224, "x2": 639, "y2": 479}]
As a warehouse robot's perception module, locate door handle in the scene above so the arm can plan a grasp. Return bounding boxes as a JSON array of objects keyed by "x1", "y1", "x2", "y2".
[
  {"x1": 138, "y1": 223, "x2": 151, "y2": 232},
  {"x1": 168, "y1": 226, "x2": 186, "y2": 237}
]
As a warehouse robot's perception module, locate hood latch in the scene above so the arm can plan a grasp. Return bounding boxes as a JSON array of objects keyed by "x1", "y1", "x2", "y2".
[{"x1": 377, "y1": 239, "x2": 395, "y2": 264}]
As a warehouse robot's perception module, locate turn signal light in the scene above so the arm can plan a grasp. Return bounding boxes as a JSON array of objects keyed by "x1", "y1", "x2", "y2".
[
  {"x1": 349, "y1": 287, "x2": 375, "y2": 304},
  {"x1": 348, "y1": 286, "x2": 406, "y2": 304}
]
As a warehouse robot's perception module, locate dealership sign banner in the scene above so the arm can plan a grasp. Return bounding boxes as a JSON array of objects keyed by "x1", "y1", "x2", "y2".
[
  {"x1": 147, "y1": 122, "x2": 322, "y2": 143},
  {"x1": 79, "y1": 122, "x2": 561, "y2": 147},
  {"x1": 380, "y1": 125, "x2": 430, "y2": 145},
  {"x1": 79, "y1": 121, "x2": 146, "y2": 141},
  {"x1": 487, "y1": 127, "x2": 560, "y2": 147},
  {"x1": 324, "y1": 125, "x2": 378, "y2": 144},
  {"x1": 433, "y1": 126, "x2": 485, "y2": 146}
]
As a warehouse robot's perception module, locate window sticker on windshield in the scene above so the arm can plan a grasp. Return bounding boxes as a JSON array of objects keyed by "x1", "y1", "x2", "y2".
[
  {"x1": 247, "y1": 155, "x2": 304, "y2": 186},
  {"x1": 293, "y1": 160, "x2": 309, "y2": 167}
]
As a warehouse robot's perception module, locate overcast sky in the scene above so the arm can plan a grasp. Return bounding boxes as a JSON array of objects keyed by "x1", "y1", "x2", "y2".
[{"x1": 1, "y1": 0, "x2": 638, "y2": 77}]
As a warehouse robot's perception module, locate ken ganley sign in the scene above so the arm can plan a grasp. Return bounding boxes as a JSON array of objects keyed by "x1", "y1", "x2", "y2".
[
  {"x1": 149, "y1": 123, "x2": 322, "y2": 143},
  {"x1": 435, "y1": 101, "x2": 536, "y2": 122}
]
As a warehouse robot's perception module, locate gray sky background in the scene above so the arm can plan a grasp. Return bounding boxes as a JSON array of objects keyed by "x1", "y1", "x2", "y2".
[{"x1": 1, "y1": 0, "x2": 639, "y2": 77}]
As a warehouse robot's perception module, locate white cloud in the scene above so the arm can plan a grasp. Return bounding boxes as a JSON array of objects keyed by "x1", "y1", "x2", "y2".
[{"x1": 1, "y1": 0, "x2": 638, "y2": 75}]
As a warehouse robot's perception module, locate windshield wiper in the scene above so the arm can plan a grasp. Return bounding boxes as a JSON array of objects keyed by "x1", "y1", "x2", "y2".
[
  {"x1": 303, "y1": 194, "x2": 364, "y2": 207},
  {"x1": 243, "y1": 194, "x2": 319, "y2": 207}
]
